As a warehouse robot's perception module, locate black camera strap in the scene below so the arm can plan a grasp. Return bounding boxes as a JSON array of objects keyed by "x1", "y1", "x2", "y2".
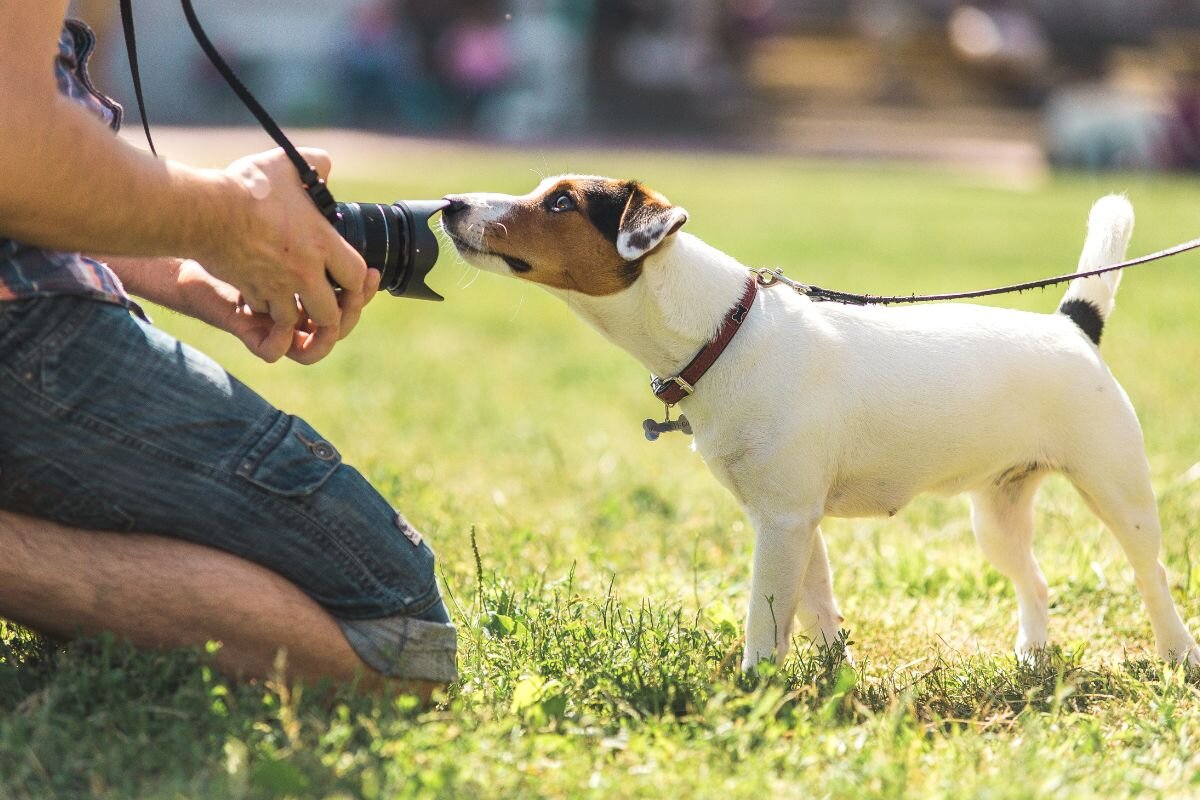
[{"x1": 117, "y1": 0, "x2": 339, "y2": 221}]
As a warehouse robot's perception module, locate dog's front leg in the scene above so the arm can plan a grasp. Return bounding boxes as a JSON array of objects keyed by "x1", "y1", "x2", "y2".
[{"x1": 742, "y1": 510, "x2": 821, "y2": 670}]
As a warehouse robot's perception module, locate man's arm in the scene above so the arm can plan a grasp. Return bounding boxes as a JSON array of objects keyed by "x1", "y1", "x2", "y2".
[
  {"x1": 0, "y1": 0, "x2": 369, "y2": 362},
  {"x1": 102, "y1": 255, "x2": 380, "y2": 364}
]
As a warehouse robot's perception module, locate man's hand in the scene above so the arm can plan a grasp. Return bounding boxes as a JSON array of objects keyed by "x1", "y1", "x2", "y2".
[
  {"x1": 178, "y1": 259, "x2": 382, "y2": 364},
  {"x1": 1, "y1": 6, "x2": 367, "y2": 353},
  {"x1": 195, "y1": 148, "x2": 370, "y2": 362},
  {"x1": 100, "y1": 256, "x2": 380, "y2": 365},
  {"x1": 0, "y1": 4, "x2": 374, "y2": 362}
]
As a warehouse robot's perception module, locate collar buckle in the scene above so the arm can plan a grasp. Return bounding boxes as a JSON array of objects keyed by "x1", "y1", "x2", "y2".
[{"x1": 651, "y1": 375, "x2": 695, "y2": 403}]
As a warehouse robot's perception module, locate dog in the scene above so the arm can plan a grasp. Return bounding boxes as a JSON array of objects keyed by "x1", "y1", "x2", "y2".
[{"x1": 441, "y1": 175, "x2": 1200, "y2": 669}]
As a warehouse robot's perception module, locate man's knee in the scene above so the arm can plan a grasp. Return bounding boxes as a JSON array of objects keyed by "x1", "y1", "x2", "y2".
[{"x1": 286, "y1": 465, "x2": 458, "y2": 683}]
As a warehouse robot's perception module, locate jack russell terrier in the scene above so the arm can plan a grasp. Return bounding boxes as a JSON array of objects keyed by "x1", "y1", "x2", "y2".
[{"x1": 441, "y1": 176, "x2": 1199, "y2": 669}]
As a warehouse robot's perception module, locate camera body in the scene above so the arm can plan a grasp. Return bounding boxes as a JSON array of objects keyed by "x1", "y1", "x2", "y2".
[{"x1": 333, "y1": 199, "x2": 449, "y2": 301}]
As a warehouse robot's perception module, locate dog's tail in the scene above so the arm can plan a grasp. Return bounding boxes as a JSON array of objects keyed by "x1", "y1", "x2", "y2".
[{"x1": 1058, "y1": 194, "x2": 1134, "y2": 345}]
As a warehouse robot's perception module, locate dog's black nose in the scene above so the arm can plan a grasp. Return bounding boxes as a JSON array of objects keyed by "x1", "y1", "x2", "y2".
[{"x1": 442, "y1": 197, "x2": 467, "y2": 215}]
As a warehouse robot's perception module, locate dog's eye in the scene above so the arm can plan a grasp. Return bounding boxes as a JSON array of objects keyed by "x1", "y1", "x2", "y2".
[{"x1": 548, "y1": 191, "x2": 576, "y2": 213}]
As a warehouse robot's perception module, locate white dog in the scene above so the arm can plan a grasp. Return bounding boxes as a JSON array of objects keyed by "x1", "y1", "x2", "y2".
[{"x1": 442, "y1": 176, "x2": 1199, "y2": 669}]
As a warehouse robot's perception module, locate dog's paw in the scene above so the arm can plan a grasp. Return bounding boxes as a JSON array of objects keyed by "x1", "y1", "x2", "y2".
[
  {"x1": 1014, "y1": 637, "x2": 1050, "y2": 665},
  {"x1": 741, "y1": 650, "x2": 778, "y2": 673},
  {"x1": 838, "y1": 644, "x2": 856, "y2": 667},
  {"x1": 1159, "y1": 640, "x2": 1200, "y2": 666}
]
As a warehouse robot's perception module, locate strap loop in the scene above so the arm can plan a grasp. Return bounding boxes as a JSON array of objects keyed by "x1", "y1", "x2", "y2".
[{"x1": 118, "y1": 0, "x2": 155, "y2": 156}]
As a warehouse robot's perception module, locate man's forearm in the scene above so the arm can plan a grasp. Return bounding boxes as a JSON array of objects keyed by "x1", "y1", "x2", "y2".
[
  {"x1": 0, "y1": 96, "x2": 244, "y2": 265},
  {"x1": 104, "y1": 256, "x2": 236, "y2": 329},
  {"x1": 101, "y1": 256, "x2": 186, "y2": 308},
  {"x1": 1, "y1": 1, "x2": 371, "y2": 366},
  {"x1": 0, "y1": 1, "x2": 246, "y2": 264}
]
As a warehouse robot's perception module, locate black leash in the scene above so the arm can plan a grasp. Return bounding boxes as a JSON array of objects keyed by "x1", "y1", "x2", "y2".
[
  {"x1": 117, "y1": 0, "x2": 338, "y2": 221},
  {"x1": 759, "y1": 235, "x2": 1200, "y2": 305}
]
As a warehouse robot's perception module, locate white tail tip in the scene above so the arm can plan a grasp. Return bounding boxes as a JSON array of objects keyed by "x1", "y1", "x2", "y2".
[
  {"x1": 1062, "y1": 193, "x2": 1134, "y2": 323},
  {"x1": 1086, "y1": 194, "x2": 1135, "y2": 254}
]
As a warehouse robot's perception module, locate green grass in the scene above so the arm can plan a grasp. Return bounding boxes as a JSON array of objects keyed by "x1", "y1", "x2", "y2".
[{"x1": 5, "y1": 144, "x2": 1200, "y2": 798}]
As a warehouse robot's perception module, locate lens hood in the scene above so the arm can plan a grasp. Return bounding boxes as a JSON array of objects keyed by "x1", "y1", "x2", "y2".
[{"x1": 390, "y1": 199, "x2": 450, "y2": 301}]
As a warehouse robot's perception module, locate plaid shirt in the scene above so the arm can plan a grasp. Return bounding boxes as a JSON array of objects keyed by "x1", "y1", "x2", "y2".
[{"x1": 0, "y1": 19, "x2": 133, "y2": 310}]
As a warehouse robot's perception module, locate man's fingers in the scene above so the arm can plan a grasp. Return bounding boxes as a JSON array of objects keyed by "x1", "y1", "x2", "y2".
[
  {"x1": 266, "y1": 295, "x2": 301, "y2": 328},
  {"x1": 335, "y1": 269, "x2": 379, "y2": 340},
  {"x1": 256, "y1": 320, "x2": 294, "y2": 363},
  {"x1": 297, "y1": 147, "x2": 332, "y2": 180},
  {"x1": 251, "y1": 296, "x2": 301, "y2": 362},
  {"x1": 238, "y1": 291, "x2": 271, "y2": 316},
  {"x1": 363, "y1": 266, "x2": 382, "y2": 303},
  {"x1": 296, "y1": 281, "x2": 342, "y2": 329},
  {"x1": 287, "y1": 325, "x2": 338, "y2": 365},
  {"x1": 324, "y1": 235, "x2": 368, "y2": 296}
]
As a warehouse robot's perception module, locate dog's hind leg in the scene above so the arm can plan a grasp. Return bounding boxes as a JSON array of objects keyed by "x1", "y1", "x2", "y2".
[
  {"x1": 742, "y1": 509, "x2": 822, "y2": 670},
  {"x1": 794, "y1": 529, "x2": 847, "y2": 652},
  {"x1": 1065, "y1": 451, "x2": 1199, "y2": 664},
  {"x1": 970, "y1": 477, "x2": 1050, "y2": 658}
]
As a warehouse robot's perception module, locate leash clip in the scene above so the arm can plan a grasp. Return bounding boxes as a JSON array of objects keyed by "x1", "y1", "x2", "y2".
[
  {"x1": 754, "y1": 267, "x2": 812, "y2": 295},
  {"x1": 753, "y1": 267, "x2": 778, "y2": 286}
]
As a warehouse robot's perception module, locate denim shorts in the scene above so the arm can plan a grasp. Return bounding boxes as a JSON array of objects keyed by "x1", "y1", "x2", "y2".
[{"x1": 0, "y1": 296, "x2": 456, "y2": 683}]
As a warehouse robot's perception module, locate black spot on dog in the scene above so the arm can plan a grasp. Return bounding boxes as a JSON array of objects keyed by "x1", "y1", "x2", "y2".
[
  {"x1": 1059, "y1": 299, "x2": 1104, "y2": 345},
  {"x1": 582, "y1": 180, "x2": 635, "y2": 244},
  {"x1": 501, "y1": 254, "x2": 533, "y2": 273},
  {"x1": 624, "y1": 232, "x2": 653, "y2": 251}
]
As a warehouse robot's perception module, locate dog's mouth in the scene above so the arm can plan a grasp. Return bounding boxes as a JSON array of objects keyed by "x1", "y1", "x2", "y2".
[
  {"x1": 446, "y1": 230, "x2": 532, "y2": 274},
  {"x1": 445, "y1": 228, "x2": 484, "y2": 256},
  {"x1": 497, "y1": 254, "x2": 533, "y2": 273}
]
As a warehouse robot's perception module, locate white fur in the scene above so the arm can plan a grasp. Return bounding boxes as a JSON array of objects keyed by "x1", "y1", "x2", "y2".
[
  {"x1": 447, "y1": 187, "x2": 1199, "y2": 669},
  {"x1": 1062, "y1": 194, "x2": 1132, "y2": 319}
]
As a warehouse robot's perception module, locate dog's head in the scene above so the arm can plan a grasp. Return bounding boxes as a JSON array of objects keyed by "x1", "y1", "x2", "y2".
[{"x1": 440, "y1": 175, "x2": 688, "y2": 295}]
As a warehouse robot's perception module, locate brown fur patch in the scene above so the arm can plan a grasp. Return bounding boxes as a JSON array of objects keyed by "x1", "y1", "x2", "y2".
[{"x1": 480, "y1": 178, "x2": 648, "y2": 297}]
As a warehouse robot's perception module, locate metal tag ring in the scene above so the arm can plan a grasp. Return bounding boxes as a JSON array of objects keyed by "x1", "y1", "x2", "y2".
[{"x1": 754, "y1": 268, "x2": 778, "y2": 287}]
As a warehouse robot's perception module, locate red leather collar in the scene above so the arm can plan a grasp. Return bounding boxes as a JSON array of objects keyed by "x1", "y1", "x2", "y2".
[{"x1": 651, "y1": 276, "x2": 758, "y2": 406}]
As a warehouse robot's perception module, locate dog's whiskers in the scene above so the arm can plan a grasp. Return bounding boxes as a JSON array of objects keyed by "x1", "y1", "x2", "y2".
[{"x1": 465, "y1": 222, "x2": 490, "y2": 250}]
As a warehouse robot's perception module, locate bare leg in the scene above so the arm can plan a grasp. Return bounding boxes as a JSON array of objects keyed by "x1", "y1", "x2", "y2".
[
  {"x1": 0, "y1": 510, "x2": 439, "y2": 697},
  {"x1": 969, "y1": 478, "x2": 1050, "y2": 658},
  {"x1": 743, "y1": 509, "x2": 820, "y2": 669}
]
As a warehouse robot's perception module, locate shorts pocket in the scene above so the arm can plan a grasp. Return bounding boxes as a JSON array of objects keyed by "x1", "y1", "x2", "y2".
[{"x1": 234, "y1": 412, "x2": 341, "y2": 497}]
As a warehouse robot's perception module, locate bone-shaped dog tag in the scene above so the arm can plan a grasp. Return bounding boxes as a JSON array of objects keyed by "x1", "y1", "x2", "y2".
[{"x1": 642, "y1": 414, "x2": 693, "y2": 441}]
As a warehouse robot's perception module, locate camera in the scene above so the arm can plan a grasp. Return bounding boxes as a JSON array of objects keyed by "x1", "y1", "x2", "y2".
[{"x1": 332, "y1": 199, "x2": 449, "y2": 301}]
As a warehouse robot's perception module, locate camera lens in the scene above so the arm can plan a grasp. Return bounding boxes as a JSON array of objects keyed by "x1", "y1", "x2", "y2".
[
  {"x1": 332, "y1": 199, "x2": 449, "y2": 301},
  {"x1": 334, "y1": 202, "x2": 396, "y2": 277}
]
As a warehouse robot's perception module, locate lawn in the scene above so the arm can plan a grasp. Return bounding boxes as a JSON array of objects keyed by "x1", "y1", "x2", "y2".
[{"x1": 4, "y1": 141, "x2": 1200, "y2": 799}]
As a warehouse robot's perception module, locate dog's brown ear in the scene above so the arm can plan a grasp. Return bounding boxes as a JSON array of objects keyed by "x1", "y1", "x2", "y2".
[{"x1": 616, "y1": 184, "x2": 688, "y2": 261}]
